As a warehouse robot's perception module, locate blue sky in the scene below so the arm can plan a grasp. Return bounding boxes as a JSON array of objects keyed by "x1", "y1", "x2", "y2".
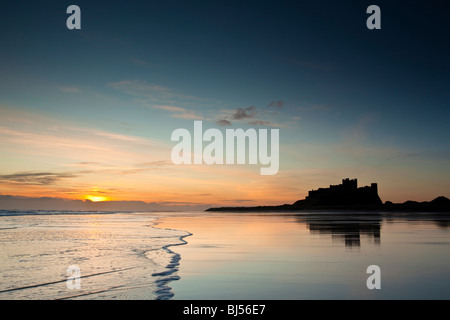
[{"x1": 0, "y1": 1, "x2": 449, "y2": 207}]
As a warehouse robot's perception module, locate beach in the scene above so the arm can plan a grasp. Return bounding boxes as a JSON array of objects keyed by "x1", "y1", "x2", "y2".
[
  {"x1": 0, "y1": 211, "x2": 189, "y2": 300},
  {"x1": 1, "y1": 210, "x2": 450, "y2": 299}
]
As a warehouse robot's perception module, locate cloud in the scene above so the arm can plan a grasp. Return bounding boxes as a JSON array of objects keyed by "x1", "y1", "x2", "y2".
[
  {"x1": 154, "y1": 105, "x2": 204, "y2": 120},
  {"x1": 135, "y1": 160, "x2": 173, "y2": 167},
  {"x1": 0, "y1": 108, "x2": 171, "y2": 185},
  {"x1": 0, "y1": 117, "x2": 157, "y2": 149},
  {"x1": 107, "y1": 80, "x2": 168, "y2": 94},
  {"x1": 248, "y1": 120, "x2": 282, "y2": 127},
  {"x1": 221, "y1": 199, "x2": 255, "y2": 203},
  {"x1": 248, "y1": 120, "x2": 271, "y2": 126},
  {"x1": 0, "y1": 172, "x2": 77, "y2": 186},
  {"x1": 267, "y1": 101, "x2": 284, "y2": 108},
  {"x1": 107, "y1": 80, "x2": 205, "y2": 119},
  {"x1": 0, "y1": 161, "x2": 176, "y2": 189},
  {"x1": 216, "y1": 119, "x2": 232, "y2": 126},
  {"x1": 85, "y1": 129, "x2": 153, "y2": 144},
  {"x1": 154, "y1": 105, "x2": 186, "y2": 113},
  {"x1": 171, "y1": 110, "x2": 204, "y2": 120},
  {"x1": 232, "y1": 106, "x2": 256, "y2": 120},
  {"x1": 216, "y1": 103, "x2": 291, "y2": 127},
  {"x1": 0, "y1": 195, "x2": 212, "y2": 212},
  {"x1": 106, "y1": 80, "x2": 201, "y2": 103}
]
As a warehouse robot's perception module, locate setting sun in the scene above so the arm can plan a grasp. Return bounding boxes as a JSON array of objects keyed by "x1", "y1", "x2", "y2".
[{"x1": 84, "y1": 195, "x2": 109, "y2": 202}]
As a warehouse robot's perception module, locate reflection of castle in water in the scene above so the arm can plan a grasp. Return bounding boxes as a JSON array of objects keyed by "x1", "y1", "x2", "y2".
[{"x1": 305, "y1": 215, "x2": 381, "y2": 247}]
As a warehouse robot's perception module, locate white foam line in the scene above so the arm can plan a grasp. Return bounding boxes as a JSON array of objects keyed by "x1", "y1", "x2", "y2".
[{"x1": 149, "y1": 218, "x2": 193, "y2": 300}]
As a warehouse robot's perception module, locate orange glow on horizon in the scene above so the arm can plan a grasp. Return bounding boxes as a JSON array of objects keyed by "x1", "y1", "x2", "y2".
[{"x1": 84, "y1": 195, "x2": 109, "y2": 202}]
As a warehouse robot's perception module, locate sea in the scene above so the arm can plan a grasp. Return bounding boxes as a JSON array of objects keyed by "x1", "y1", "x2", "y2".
[{"x1": 0, "y1": 210, "x2": 449, "y2": 300}]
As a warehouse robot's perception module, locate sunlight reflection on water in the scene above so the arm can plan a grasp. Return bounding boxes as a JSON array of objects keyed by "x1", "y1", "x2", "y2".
[{"x1": 157, "y1": 211, "x2": 450, "y2": 300}]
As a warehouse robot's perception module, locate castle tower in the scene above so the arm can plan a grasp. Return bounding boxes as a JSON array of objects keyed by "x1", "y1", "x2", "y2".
[
  {"x1": 342, "y1": 178, "x2": 357, "y2": 189},
  {"x1": 371, "y1": 183, "x2": 378, "y2": 193}
]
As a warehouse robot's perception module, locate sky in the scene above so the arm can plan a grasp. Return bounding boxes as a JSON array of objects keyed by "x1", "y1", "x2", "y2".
[{"x1": 0, "y1": 0, "x2": 449, "y2": 210}]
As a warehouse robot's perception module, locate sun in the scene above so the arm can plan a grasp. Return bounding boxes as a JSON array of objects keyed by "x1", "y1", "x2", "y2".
[{"x1": 84, "y1": 195, "x2": 109, "y2": 202}]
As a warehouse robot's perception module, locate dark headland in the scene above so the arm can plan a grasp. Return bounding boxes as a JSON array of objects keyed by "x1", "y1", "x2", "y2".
[{"x1": 206, "y1": 178, "x2": 450, "y2": 212}]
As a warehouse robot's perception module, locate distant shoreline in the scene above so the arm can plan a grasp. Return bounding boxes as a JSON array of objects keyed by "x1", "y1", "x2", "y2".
[
  {"x1": 208, "y1": 178, "x2": 450, "y2": 213},
  {"x1": 206, "y1": 196, "x2": 450, "y2": 213}
]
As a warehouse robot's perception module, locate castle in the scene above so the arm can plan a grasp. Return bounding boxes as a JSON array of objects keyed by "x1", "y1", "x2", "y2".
[
  {"x1": 206, "y1": 177, "x2": 450, "y2": 212},
  {"x1": 297, "y1": 178, "x2": 382, "y2": 207}
]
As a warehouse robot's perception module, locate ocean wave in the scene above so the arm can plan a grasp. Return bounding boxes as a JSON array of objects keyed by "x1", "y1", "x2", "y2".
[{"x1": 147, "y1": 222, "x2": 192, "y2": 300}]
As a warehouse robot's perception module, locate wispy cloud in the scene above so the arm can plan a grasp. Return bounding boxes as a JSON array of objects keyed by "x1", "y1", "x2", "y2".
[
  {"x1": 216, "y1": 119, "x2": 232, "y2": 126},
  {"x1": 135, "y1": 160, "x2": 173, "y2": 167},
  {"x1": 107, "y1": 80, "x2": 205, "y2": 120},
  {"x1": 154, "y1": 105, "x2": 186, "y2": 113},
  {"x1": 220, "y1": 199, "x2": 255, "y2": 203},
  {"x1": 0, "y1": 172, "x2": 77, "y2": 186},
  {"x1": 154, "y1": 105, "x2": 204, "y2": 120},
  {"x1": 0, "y1": 107, "x2": 170, "y2": 173},
  {"x1": 77, "y1": 128, "x2": 154, "y2": 145},
  {"x1": 0, "y1": 125, "x2": 156, "y2": 155},
  {"x1": 107, "y1": 80, "x2": 202, "y2": 103},
  {"x1": 171, "y1": 111, "x2": 203, "y2": 120},
  {"x1": 248, "y1": 120, "x2": 284, "y2": 127},
  {"x1": 216, "y1": 102, "x2": 291, "y2": 128},
  {"x1": 267, "y1": 100, "x2": 284, "y2": 108},
  {"x1": 0, "y1": 194, "x2": 212, "y2": 211},
  {"x1": 232, "y1": 106, "x2": 256, "y2": 120}
]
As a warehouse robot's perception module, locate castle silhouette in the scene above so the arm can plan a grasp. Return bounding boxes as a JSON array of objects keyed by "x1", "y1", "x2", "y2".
[
  {"x1": 294, "y1": 178, "x2": 382, "y2": 207},
  {"x1": 206, "y1": 177, "x2": 450, "y2": 212}
]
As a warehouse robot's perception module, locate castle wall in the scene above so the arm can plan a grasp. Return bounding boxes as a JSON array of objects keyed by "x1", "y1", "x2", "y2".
[{"x1": 305, "y1": 179, "x2": 381, "y2": 206}]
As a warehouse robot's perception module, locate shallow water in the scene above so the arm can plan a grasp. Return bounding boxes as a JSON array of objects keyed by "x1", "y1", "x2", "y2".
[
  {"x1": 157, "y1": 212, "x2": 450, "y2": 300},
  {"x1": 1, "y1": 211, "x2": 449, "y2": 299},
  {"x1": 0, "y1": 211, "x2": 189, "y2": 300}
]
